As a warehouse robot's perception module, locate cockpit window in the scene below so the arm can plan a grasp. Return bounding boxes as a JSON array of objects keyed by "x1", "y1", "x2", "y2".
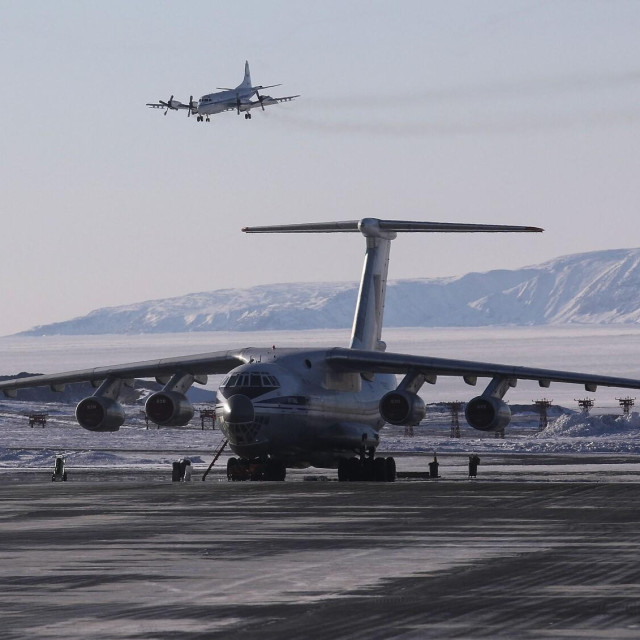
[{"x1": 220, "y1": 372, "x2": 280, "y2": 399}]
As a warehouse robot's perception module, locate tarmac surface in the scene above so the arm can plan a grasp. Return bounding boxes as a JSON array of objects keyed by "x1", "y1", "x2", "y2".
[{"x1": 2, "y1": 464, "x2": 640, "y2": 639}]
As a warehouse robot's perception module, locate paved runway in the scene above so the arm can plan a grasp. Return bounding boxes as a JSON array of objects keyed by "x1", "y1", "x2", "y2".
[{"x1": 2, "y1": 471, "x2": 640, "y2": 639}]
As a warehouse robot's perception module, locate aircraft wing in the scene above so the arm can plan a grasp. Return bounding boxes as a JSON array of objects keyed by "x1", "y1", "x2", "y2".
[
  {"x1": 326, "y1": 347, "x2": 640, "y2": 392},
  {"x1": 262, "y1": 94, "x2": 299, "y2": 104},
  {"x1": 245, "y1": 95, "x2": 300, "y2": 112},
  {"x1": 0, "y1": 350, "x2": 247, "y2": 396},
  {"x1": 146, "y1": 103, "x2": 192, "y2": 111}
]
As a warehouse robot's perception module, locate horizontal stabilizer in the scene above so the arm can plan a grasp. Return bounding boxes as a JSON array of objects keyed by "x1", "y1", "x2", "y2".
[
  {"x1": 243, "y1": 221, "x2": 359, "y2": 233},
  {"x1": 377, "y1": 220, "x2": 543, "y2": 233},
  {"x1": 243, "y1": 218, "x2": 543, "y2": 234}
]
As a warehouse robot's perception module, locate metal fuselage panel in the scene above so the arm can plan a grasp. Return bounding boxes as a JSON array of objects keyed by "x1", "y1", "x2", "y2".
[
  {"x1": 198, "y1": 87, "x2": 254, "y2": 115},
  {"x1": 215, "y1": 348, "x2": 396, "y2": 468}
]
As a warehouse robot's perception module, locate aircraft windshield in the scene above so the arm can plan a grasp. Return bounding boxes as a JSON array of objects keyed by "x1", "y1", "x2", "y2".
[{"x1": 219, "y1": 372, "x2": 280, "y2": 400}]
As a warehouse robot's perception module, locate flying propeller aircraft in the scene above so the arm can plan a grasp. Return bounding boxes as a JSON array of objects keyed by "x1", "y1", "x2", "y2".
[
  {"x1": 4, "y1": 218, "x2": 640, "y2": 482},
  {"x1": 146, "y1": 61, "x2": 299, "y2": 122}
]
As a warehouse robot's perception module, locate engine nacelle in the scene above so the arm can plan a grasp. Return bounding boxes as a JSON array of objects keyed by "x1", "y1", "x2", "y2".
[
  {"x1": 465, "y1": 396, "x2": 511, "y2": 432},
  {"x1": 145, "y1": 391, "x2": 194, "y2": 427},
  {"x1": 379, "y1": 390, "x2": 426, "y2": 426},
  {"x1": 76, "y1": 396, "x2": 125, "y2": 432}
]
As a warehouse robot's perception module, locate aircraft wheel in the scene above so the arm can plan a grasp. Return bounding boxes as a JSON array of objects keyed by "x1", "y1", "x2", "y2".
[
  {"x1": 373, "y1": 457, "x2": 387, "y2": 482},
  {"x1": 347, "y1": 456, "x2": 361, "y2": 481},
  {"x1": 385, "y1": 457, "x2": 397, "y2": 482},
  {"x1": 227, "y1": 457, "x2": 238, "y2": 481},
  {"x1": 362, "y1": 458, "x2": 375, "y2": 481}
]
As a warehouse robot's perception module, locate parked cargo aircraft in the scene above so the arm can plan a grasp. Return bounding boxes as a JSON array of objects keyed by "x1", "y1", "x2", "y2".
[
  {"x1": 146, "y1": 61, "x2": 299, "y2": 122},
  {"x1": 4, "y1": 219, "x2": 640, "y2": 481}
]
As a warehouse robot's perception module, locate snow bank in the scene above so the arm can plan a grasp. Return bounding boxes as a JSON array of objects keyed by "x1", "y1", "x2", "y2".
[{"x1": 542, "y1": 411, "x2": 640, "y2": 437}]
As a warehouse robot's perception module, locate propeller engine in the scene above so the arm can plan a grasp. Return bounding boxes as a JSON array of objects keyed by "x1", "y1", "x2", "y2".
[
  {"x1": 379, "y1": 390, "x2": 426, "y2": 426},
  {"x1": 160, "y1": 95, "x2": 175, "y2": 115},
  {"x1": 187, "y1": 95, "x2": 195, "y2": 117}
]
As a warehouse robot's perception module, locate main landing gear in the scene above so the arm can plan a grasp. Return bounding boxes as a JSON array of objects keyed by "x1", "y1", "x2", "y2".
[
  {"x1": 338, "y1": 456, "x2": 396, "y2": 482},
  {"x1": 226, "y1": 454, "x2": 397, "y2": 482},
  {"x1": 244, "y1": 113, "x2": 252, "y2": 119},
  {"x1": 227, "y1": 457, "x2": 286, "y2": 481},
  {"x1": 196, "y1": 115, "x2": 210, "y2": 122}
]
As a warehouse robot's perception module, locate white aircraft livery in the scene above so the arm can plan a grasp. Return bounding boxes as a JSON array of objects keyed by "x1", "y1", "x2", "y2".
[
  {"x1": 146, "y1": 61, "x2": 298, "y2": 122},
  {"x1": 4, "y1": 218, "x2": 640, "y2": 481}
]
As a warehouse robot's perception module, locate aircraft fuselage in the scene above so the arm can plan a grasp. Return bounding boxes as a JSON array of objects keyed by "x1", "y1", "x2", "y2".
[
  {"x1": 215, "y1": 347, "x2": 396, "y2": 468},
  {"x1": 198, "y1": 87, "x2": 255, "y2": 115}
]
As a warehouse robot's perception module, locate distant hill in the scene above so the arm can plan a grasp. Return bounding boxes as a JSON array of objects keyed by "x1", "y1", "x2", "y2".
[{"x1": 17, "y1": 247, "x2": 640, "y2": 336}]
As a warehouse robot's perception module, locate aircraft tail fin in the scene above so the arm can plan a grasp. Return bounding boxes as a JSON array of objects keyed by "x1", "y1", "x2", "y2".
[
  {"x1": 238, "y1": 60, "x2": 252, "y2": 89},
  {"x1": 243, "y1": 218, "x2": 542, "y2": 351}
]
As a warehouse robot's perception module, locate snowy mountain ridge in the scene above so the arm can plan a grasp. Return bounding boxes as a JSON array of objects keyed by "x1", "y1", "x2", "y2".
[{"x1": 18, "y1": 247, "x2": 640, "y2": 336}]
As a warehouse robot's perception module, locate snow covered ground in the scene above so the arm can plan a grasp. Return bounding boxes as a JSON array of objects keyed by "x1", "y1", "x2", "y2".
[
  {"x1": 2, "y1": 398, "x2": 640, "y2": 481},
  {"x1": 3, "y1": 329, "x2": 640, "y2": 640}
]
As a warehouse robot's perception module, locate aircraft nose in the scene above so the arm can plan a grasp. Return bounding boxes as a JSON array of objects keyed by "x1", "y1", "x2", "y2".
[{"x1": 222, "y1": 394, "x2": 255, "y2": 424}]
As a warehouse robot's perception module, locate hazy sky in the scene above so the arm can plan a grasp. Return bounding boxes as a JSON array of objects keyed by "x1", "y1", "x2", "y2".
[{"x1": 1, "y1": 0, "x2": 639, "y2": 336}]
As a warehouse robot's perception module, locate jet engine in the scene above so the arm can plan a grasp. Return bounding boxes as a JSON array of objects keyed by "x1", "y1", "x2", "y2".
[
  {"x1": 379, "y1": 390, "x2": 426, "y2": 426},
  {"x1": 145, "y1": 391, "x2": 194, "y2": 427},
  {"x1": 465, "y1": 396, "x2": 511, "y2": 432},
  {"x1": 76, "y1": 396, "x2": 125, "y2": 432}
]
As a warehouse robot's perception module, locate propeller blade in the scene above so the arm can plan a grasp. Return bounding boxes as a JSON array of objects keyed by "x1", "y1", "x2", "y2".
[
  {"x1": 236, "y1": 92, "x2": 241, "y2": 115},
  {"x1": 256, "y1": 90, "x2": 265, "y2": 111},
  {"x1": 187, "y1": 95, "x2": 193, "y2": 117}
]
